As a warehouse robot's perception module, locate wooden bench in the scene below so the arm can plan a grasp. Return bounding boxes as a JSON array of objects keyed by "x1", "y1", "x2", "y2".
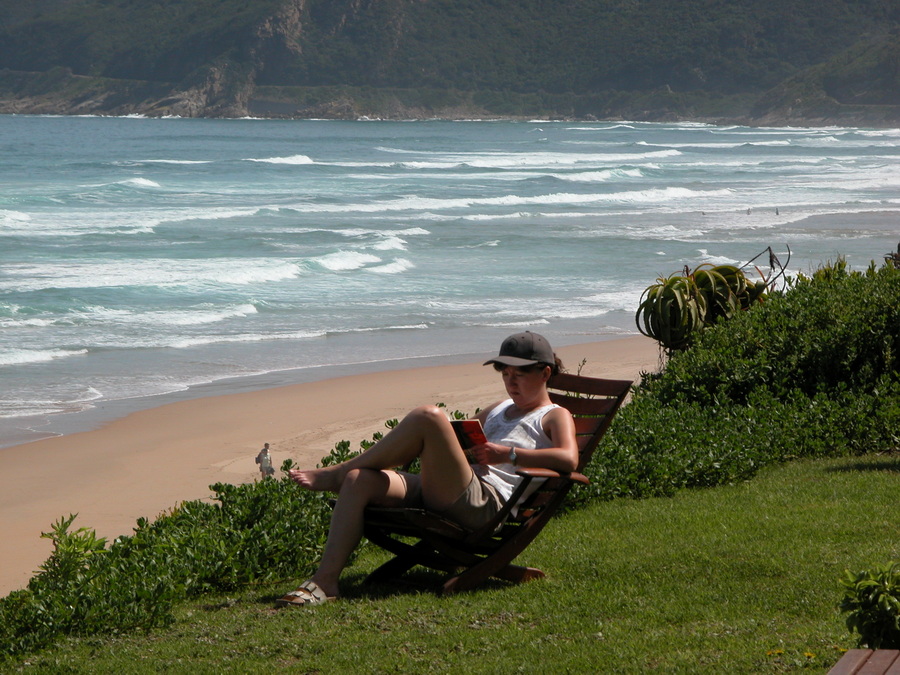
[{"x1": 828, "y1": 649, "x2": 900, "y2": 674}]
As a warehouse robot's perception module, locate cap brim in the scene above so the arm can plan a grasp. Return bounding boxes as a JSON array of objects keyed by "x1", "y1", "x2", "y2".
[{"x1": 483, "y1": 356, "x2": 540, "y2": 367}]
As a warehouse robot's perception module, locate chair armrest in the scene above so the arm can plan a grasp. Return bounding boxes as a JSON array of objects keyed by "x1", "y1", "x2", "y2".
[
  {"x1": 463, "y1": 467, "x2": 590, "y2": 543},
  {"x1": 514, "y1": 467, "x2": 590, "y2": 486}
]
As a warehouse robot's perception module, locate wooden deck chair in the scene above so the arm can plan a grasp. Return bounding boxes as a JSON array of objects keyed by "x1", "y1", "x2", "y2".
[{"x1": 361, "y1": 372, "x2": 633, "y2": 594}]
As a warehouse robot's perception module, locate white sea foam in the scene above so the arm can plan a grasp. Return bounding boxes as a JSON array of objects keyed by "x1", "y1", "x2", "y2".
[
  {"x1": 0, "y1": 204, "x2": 271, "y2": 239},
  {"x1": 0, "y1": 210, "x2": 31, "y2": 227},
  {"x1": 371, "y1": 236, "x2": 408, "y2": 251},
  {"x1": 344, "y1": 148, "x2": 682, "y2": 171},
  {"x1": 125, "y1": 303, "x2": 259, "y2": 327},
  {"x1": 339, "y1": 226, "x2": 430, "y2": 237},
  {"x1": 139, "y1": 159, "x2": 213, "y2": 165},
  {"x1": 580, "y1": 287, "x2": 652, "y2": 312},
  {"x1": 367, "y1": 258, "x2": 414, "y2": 274},
  {"x1": 246, "y1": 154, "x2": 314, "y2": 165},
  {"x1": 565, "y1": 124, "x2": 636, "y2": 131},
  {"x1": 0, "y1": 349, "x2": 88, "y2": 367},
  {"x1": 314, "y1": 251, "x2": 382, "y2": 271},
  {"x1": 460, "y1": 239, "x2": 502, "y2": 247},
  {"x1": 481, "y1": 318, "x2": 552, "y2": 328},
  {"x1": 455, "y1": 149, "x2": 681, "y2": 169},
  {"x1": 333, "y1": 323, "x2": 430, "y2": 334},
  {"x1": 696, "y1": 249, "x2": 741, "y2": 266},
  {"x1": 0, "y1": 259, "x2": 302, "y2": 292},
  {"x1": 0, "y1": 402, "x2": 90, "y2": 419},
  {"x1": 374, "y1": 146, "x2": 425, "y2": 155},
  {"x1": 0, "y1": 211, "x2": 160, "y2": 237},
  {"x1": 279, "y1": 186, "x2": 732, "y2": 216},
  {"x1": 855, "y1": 129, "x2": 900, "y2": 138},
  {"x1": 637, "y1": 139, "x2": 796, "y2": 149},
  {"x1": 169, "y1": 329, "x2": 327, "y2": 349},
  {"x1": 620, "y1": 224, "x2": 709, "y2": 240},
  {"x1": 0, "y1": 316, "x2": 58, "y2": 328},
  {"x1": 553, "y1": 168, "x2": 644, "y2": 182},
  {"x1": 119, "y1": 177, "x2": 162, "y2": 188}
]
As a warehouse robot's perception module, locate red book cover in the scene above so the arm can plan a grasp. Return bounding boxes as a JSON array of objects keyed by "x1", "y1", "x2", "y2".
[{"x1": 451, "y1": 419, "x2": 487, "y2": 461}]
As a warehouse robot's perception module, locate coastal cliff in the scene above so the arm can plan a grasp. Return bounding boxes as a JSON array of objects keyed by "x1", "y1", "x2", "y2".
[{"x1": 0, "y1": 0, "x2": 898, "y2": 125}]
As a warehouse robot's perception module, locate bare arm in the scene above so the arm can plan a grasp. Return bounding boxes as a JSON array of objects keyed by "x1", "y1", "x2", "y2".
[{"x1": 470, "y1": 407, "x2": 579, "y2": 473}]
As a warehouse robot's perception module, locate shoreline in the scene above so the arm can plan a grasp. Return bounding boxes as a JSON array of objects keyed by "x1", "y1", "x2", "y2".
[
  {"x1": 0, "y1": 350, "x2": 490, "y2": 450},
  {"x1": 0, "y1": 335, "x2": 659, "y2": 597},
  {"x1": 4, "y1": 108, "x2": 900, "y2": 130},
  {"x1": 0, "y1": 325, "x2": 641, "y2": 450}
]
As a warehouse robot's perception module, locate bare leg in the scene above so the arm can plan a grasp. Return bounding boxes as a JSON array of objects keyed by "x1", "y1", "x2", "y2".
[
  {"x1": 289, "y1": 405, "x2": 472, "y2": 509},
  {"x1": 283, "y1": 406, "x2": 475, "y2": 599},
  {"x1": 307, "y1": 468, "x2": 408, "y2": 597}
]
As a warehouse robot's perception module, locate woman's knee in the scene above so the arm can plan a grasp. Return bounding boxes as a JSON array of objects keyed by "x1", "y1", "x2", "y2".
[{"x1": 407, "y1": 404, "x2": 447, "y2": 428}]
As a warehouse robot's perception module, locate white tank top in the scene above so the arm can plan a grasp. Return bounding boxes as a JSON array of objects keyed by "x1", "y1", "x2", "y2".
[{"x1": 475, "y1": 399, "x2": 559, "y2": 510}]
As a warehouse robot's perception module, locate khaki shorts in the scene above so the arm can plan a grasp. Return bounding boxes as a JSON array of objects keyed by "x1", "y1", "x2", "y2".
[{"x1": 399, "y1": 471, "x2": 504, "y2": 532}]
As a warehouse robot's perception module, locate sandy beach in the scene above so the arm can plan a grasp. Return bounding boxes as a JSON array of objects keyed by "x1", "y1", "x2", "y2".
[{"x1": 0, "y1": 336, "x2": 658, "y2": 597}]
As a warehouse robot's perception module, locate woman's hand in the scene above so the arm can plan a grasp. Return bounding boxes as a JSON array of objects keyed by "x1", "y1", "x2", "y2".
[{"x1": 468, "y1": 442, "x2": 514, "y2": 466}]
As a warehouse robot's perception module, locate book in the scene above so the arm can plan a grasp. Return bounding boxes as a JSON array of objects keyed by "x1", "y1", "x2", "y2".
[{"x1": 451, "y1": 419, "x2": 487, "y2": 461}]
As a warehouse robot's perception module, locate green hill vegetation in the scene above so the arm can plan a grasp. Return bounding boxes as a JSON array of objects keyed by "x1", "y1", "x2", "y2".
[
  {"x1": 0, "y1": 0, "x2": 898, "y2": 122},
  {"x1": 1, "y1": 258, "x2": 898, "y2": 666}
]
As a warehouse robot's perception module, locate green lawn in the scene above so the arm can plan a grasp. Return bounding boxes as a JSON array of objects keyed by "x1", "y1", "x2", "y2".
[{"x1": 10, "y1": 454, "x2": 900, "y2": 673}]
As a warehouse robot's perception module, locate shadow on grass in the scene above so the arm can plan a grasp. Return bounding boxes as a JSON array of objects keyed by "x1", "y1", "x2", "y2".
[
  {"x1": 825, "y1": 455, "x2": 900, "y2": 474},
  {"x1": 244, "y1": 566, "x2": 516, "y2": 609}
]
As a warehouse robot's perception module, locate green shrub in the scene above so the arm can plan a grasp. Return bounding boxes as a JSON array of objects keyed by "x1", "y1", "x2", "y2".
[
  {"x1": 649, "y1": 260, "x2": 899, "y2": 405},
  {"x1": 0, "y1": 452, "x2": 347, "y2": 658},
  {"x1": 840, "y1": 562, "x2": 900, "y2": 648},
  {"x1": 577, "y1": 261, "x2": 900, "y2": 505}
]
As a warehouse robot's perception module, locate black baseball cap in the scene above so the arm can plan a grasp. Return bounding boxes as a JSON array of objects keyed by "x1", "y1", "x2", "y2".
[{"x1": 483, "y1": 331, "x2": 555, "y2": 367}]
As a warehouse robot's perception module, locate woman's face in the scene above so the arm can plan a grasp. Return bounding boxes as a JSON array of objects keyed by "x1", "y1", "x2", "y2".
[{"x1": 499, "y1": 365, "x2": 551, "y2": 404}]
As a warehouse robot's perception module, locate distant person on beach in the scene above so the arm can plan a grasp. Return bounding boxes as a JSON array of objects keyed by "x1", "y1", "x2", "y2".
[
  {"x1": 275, "y1": 331, "x2": 578, "y2": 607},
  {"x1": 255, "y1": 442, "x2": 274, "y2": 479}
]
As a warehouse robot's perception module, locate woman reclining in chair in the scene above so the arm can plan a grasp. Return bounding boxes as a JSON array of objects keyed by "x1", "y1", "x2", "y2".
[{"x1": 276, "y1": 331, "x2": 578, "y2": 607}]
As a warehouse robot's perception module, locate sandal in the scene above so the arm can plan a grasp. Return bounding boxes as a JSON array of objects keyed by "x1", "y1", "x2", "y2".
[{"x1": 275, "y1": 580, "x2": 337, "y2": 608}]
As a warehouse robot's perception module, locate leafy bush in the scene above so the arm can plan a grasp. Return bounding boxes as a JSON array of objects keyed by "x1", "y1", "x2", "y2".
[
  {"x1": 0, "y1": 452, "x2": 348, "y2": 658},
  {"x1": 840, "y1": 562, "x2": 900, "y2": 648},
  {"x1": 577, "y1": 261, "x2": 900, "y2": 505}
]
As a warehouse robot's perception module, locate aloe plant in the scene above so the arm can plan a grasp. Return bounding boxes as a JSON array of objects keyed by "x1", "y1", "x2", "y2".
[
  {"x1": 635, "y1": 273, "x2": 706, "y2": 352},
  {"x1": 636, "y1": 262, "x2": 767, "y2": 353}
]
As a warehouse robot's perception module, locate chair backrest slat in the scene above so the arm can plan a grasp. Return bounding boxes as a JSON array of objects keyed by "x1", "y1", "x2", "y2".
[
  {"x1": 572, "y1": 416, "x2": 602, "y2": 435},
  {"x1": 547, "y1": 373, "x2": 632, "y2": 473},
  {"x1": 549, "y1": 372, "x2": 633, "y2": 397},
  {"x1": 549, "y1": 394, "x2": 620, "y2": 416}
]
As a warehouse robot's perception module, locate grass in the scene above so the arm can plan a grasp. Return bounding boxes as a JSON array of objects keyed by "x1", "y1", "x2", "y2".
[{"x1": 8, "y1": 453, "x2": 900, "y2": 673}]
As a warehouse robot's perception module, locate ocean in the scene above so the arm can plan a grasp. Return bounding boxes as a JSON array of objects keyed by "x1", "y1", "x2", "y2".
[{"x1": 1, "y1": 115, "x2": 898, "y2": 447}]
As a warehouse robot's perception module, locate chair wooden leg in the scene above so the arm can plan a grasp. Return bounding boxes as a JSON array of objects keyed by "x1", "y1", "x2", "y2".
[
  {"x1": 491, "y1": 564, "x2": 545, "y2": 584},
  {"x1": 441, "y1": 557, "x2": 545, "y2": 594},
  {"x1": 365, "y1": 554, "x2": 420, "y2": 585},
  {"x1": 363, "y1": 535, "x2": 461, "y2": 585}
]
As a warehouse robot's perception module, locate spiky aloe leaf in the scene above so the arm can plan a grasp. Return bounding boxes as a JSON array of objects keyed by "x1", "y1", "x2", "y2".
[
  {"x1": 636, "y1": 274, "x2": 704, "y2": 352},
  {"x1": 694, "y1": 265, "x2": 740, "y2": 323}
]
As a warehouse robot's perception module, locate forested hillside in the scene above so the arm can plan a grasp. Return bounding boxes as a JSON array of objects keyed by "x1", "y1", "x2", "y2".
[{"x1": 0, "y1": 0, "x2": 898, "y2": 123}]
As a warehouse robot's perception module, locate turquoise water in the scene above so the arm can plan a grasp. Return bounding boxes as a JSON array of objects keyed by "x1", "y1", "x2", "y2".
[{"x1": 1, "y1": 116, "x2": 898, "y2": 446}]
